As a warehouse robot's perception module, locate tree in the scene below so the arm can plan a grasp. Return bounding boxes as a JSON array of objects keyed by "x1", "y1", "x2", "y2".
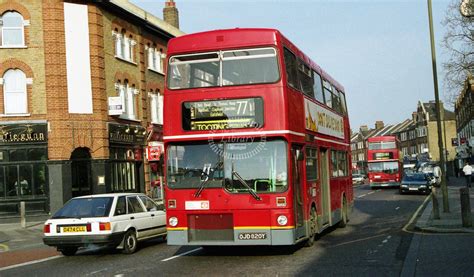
[{"x1": 442, "y1": 0, "x2": 474, "y2": 105}]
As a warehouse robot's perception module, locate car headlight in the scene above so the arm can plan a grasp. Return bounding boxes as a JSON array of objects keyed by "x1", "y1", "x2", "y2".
[
  {"x1": 401, "y1": 184, "x2": 408, "y2": 187},
  {"x1": 168, "y1": 217, "x2": 178, "y2": 227},
  {"x1": 277, "y1": 215, "x2": 288, "y2": 226}
]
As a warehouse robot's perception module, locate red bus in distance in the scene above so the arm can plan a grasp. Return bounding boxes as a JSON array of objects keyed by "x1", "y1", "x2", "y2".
[
  {"x1": 163, "y1": 28, "x2": 353, "y2": 247},
  {"x1": 366, "y1": 136, "x2": 402, "y2": 189}
]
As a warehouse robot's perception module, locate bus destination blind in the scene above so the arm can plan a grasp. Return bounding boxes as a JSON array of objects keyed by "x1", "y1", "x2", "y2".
[{"x1": 182, "y1": 98, "x2": 263, "y2": 131}]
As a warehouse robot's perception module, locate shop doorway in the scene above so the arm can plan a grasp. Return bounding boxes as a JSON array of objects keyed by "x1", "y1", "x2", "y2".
[{"x1": 70, "y1": 148, "x2": 92, "y2": 197}]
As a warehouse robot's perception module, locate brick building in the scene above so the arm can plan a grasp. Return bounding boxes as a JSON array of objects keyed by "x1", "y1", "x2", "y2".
[
  {"x1": 454, "y1": 76, "x2": 474, "y2": 165},
  {"x1": 0, "y1": 0, "x2": 184, "y2": 219},
  {"x1": 394, "y1": 101, "x2": 457, "y2": 174}
]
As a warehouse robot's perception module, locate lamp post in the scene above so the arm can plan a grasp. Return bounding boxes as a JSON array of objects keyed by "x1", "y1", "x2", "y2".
[{"x1": 427, "y1": 0, "x2": 449, "y2": 212}]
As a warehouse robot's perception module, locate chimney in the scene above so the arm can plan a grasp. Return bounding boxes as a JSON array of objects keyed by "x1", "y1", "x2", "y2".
[
  {"x1": 412, "y1": 112, "x2": 417, "y2": 123},
  {"x1": 359, "y1": 125, "x2": 368, "y2": 133},
  {"x1": 375, "y1": 121, "x2": 384, "y2": 130},
  {"x1": 163, "y1": 0, "x2": 179, "y2": 29}
]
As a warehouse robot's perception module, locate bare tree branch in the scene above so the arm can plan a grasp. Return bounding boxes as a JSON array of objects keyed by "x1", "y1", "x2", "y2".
[{"x1": 442, "y1": 1, "x2": 474, "y2": 108}]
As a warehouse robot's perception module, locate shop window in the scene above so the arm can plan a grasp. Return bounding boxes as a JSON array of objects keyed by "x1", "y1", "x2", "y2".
[
  {"x1": 1, "y1": 11, "x2": 25, "y2": 47},
  {"x1": 3, "y1": 69, "x2": 27, "y2": 114}
]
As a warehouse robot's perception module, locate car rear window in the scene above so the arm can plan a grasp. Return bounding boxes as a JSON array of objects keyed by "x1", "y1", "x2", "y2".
[{"x1": 52, "y1": 197, "x2": 114, "y2": 219}]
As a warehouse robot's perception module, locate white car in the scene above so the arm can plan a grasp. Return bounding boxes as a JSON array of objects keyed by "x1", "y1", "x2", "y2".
[{"x1": 43, "y1": 193, "x2": 166, "y2": 256}]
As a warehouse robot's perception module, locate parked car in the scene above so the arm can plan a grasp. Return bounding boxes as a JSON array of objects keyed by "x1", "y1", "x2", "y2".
[
  {"x1": 352, "y1": 174, "x2": 366, "y2": 185},
  {"x1": 43, "y1": 193, "x2": 166, "y2": 256},
  {"x1": 399, "y1": 173, "x2": 433, "y2": 195}
]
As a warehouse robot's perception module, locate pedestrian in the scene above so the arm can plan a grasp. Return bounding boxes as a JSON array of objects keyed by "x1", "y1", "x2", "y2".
[{"x1": 462, "y1": 162, "x2": 472, "y2": 188}]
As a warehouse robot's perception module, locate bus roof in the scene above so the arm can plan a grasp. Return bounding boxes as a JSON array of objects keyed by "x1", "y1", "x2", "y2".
[
  {"x1": 167, "y1": 28, "x2": 344, "y2": 93},
  {"x1": 367, "y1": 135, "x2": 398, "y2": 142}
]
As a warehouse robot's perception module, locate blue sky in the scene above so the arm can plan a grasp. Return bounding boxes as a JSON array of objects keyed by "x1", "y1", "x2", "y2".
[{"x1": 131, "y1": 0, "x2": 453, "y2": 131}]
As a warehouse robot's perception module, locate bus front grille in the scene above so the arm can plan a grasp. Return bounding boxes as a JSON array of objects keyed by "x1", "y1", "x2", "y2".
[{"x1": 188, "y1": 214, "x2": 234, "y2": 242}]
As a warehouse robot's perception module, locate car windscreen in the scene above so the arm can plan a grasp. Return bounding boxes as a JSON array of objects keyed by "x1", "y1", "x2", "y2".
[
  {"x1": 403, "y1": 174, "x2": 427, "y2": 182},
  {"x1": 52, "y1": 197, "x2": 114, "y2": 219}
]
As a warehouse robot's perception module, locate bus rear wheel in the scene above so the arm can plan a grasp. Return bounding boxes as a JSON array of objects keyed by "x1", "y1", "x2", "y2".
[{"x1": 305, "y1": 207, "x2": 317, "y2": 247}]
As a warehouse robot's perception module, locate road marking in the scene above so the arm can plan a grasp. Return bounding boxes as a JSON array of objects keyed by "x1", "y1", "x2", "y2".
[
  {"x1": 0, "y1": 255, "x2": 61, "y2": 272},
  {"x1": 368, "y1": 192, "x2": 375, "y2": 195},
  {"x1": 357, "y1": 194, "x2": 367, "y2": 198},
  {"x1": 402, "y1": 194, "x2": 431, "y2": 233},
  {"x1": 327, "y1": 233, "x2": 389, "y2": 248},
  {"x1": 382, "y1": 239, "x2": 388, "y2": 243},
  {"x1": 396, "y1": 207, "x2": 400, "y2": 210},
  {"x1": 161, "y1": 247, "x2": 203, "y2": 262}
]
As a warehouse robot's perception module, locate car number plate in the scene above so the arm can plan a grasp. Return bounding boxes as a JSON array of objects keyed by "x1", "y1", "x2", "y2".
[
  {"x1": 238, "y1": 232, "x2": 267, "y2": 240},
  {"x1": 409, "y1": 188, "x2": 418, "y2": 191},
  {"x1": 62, "y1": 226, "x2": 87, "y2": 233}
]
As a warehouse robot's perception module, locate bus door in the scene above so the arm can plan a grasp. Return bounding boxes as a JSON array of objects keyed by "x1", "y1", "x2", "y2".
[
  {"x1": 320, "y1": 148, "x2": 331, "y2": 226},
  {"x1": 291, "y1": 145, "x2": 305, "y2": 239}
]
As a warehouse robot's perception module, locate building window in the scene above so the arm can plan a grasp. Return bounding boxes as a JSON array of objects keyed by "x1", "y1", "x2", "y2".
[
  {"x1": 115, "y1": 80, "x2": 138, "y2": 120},
  {"x1": 417, "y1": 126, "x2": 427, "y2": 137},
  {"x1": 149, "y1": 91, "x2": 163, "y2": 124},
  {"x1": 0, "y1": 11, "x2": 25, "y2": 47},
  {"x1": 113, "y1": 29, "x2": 135, "y2": 63},
  {"x1": 400, "y1": 132, "x2": 407, "y2": 141},
  {"x1": 147, "y1": 45, "x2": 165, "y2": 73},
  {"x1": 110, "y1": 147, "x2": 137, "y2": 192},
  {"x1": 3, "y1": 69, "x2": 27, "y2": 114}
]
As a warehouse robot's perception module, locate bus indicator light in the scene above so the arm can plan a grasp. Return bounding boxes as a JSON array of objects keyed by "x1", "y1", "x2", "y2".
[{"x1": 276, "y1": 197, "x2": 287, "y2": 207}]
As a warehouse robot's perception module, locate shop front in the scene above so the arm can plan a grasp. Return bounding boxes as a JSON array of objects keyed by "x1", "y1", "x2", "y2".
[
  {"x1": 108, "y1": 123, "x2": 146, "y2": 193},
  {"x1": 0, "y1": 122, "x2": 49, "y2": 217},
  {"x1": 146, "y1": 125, "x2": 164, "y2": 202}
]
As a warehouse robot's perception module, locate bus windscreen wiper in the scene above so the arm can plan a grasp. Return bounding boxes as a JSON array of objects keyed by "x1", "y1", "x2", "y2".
[
  {"x1": 194, "y1": 164, "x2": 211, "y2": 198},
  {"x1": 232, "y1": 162, "x2": 261, "y2": 201}
]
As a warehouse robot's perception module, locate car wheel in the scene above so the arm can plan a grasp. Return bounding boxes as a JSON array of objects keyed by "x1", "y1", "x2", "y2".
[
  {"x1": 305, "y1": 207, "x2": 317, "y2": 247},
  {"x1": 59, "y1": 247, "x2": 78, "y2": 256},
  {"x1": 399, "y1": 188, "x2": 404, "y2": 195},
  {"x1": 337, "y1": 197, "x2": 348, "y2": 228},
  {"x1": 122, "y1": 230, "x2": 138, "y2": 254}
]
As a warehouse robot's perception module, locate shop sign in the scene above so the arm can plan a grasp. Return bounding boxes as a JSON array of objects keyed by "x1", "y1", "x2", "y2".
[
  {"x1": 147, "y1": 142, "x2": 164, "y2": 161},
  {"x1": 108, "y1": 123, "x2": 146, "y2": 145},
  {"x1": 0, "y1": 123, "x2": 47, "y2": 145},
  {"x1": 108, "y1": 97, "x2": 123, "y2": 115}
]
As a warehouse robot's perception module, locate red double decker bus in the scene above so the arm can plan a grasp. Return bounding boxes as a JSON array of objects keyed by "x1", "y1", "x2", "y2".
[
  {"x1": 163, "y1": 28, "x2": 353, "y2": 247},
  {"x1": 367, "y1": 136, "x2": 402, "y2": 188}
]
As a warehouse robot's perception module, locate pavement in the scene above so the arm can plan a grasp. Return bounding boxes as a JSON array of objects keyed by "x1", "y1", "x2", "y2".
[
  {"x1": 0, "y1": 221, "x2": 59, "y2": 269},
  {"x1": 415, "y1": 176, "x2": 474, "y2": 233}
]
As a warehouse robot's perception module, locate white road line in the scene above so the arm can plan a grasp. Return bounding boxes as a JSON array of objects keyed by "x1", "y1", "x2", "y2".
[
  {"x1": 395, "y1": 207, "x2": 400, "y2": 210},
  {"x1": 161, "y1": 247, "x2": 203, "y2": 262},
  {"x1": 382, "y1": 239, "x2": 388, "y2": 243},
  {"x1": 0, "y1": 255, "x2": 61, "y2": 272},
  {"x1": 368, "y1": 192, "x2": 375, "y2": 195},
  {"x1": 357, "y1": 194, "x2": 367, "y2": 198}
]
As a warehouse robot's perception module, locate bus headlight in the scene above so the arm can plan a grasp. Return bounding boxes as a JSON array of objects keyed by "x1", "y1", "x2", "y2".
[
  {"x1": 277, "y1": 215, "x2": 288, "y2": 226},
  {"x1": 169, "y1": 217, "x2": 178, "y2": 227}
]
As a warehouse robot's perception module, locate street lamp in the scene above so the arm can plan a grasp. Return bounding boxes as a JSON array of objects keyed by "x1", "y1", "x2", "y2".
[{"x1": 427, "y1": 0, "x2": 449, "y2": 212}]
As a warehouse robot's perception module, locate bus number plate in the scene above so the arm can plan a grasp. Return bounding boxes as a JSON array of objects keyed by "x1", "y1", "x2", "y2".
[{"x1": 238, "y1": 232, "x2": 267, "y2": 240}]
